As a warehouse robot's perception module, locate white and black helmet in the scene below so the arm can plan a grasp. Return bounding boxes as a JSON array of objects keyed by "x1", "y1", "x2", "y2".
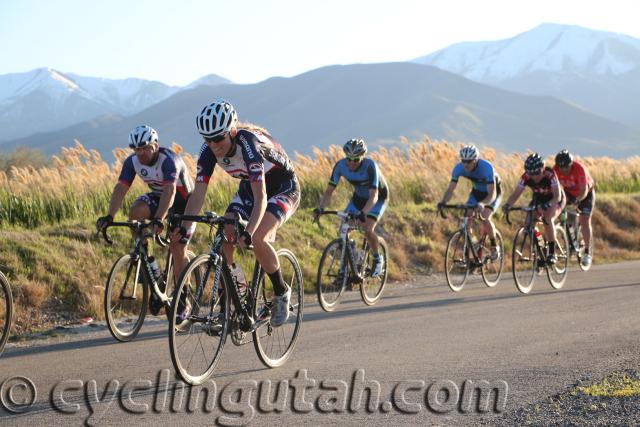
[
  {"x1": 128, "y1": 125, "x2": 158, "y2": 149},
  {"x1": 196, "y1": 99, "x2": 238, "y2": 138},
  {"x1": 343, "y1": 138, "x2": 367, "y2": 157},
  {"x1": 524, "y1": 153, "x2": 544, "y2": 172},
  {"x1": 459, "y1": 144, "x2": 479, "y2": 161}
]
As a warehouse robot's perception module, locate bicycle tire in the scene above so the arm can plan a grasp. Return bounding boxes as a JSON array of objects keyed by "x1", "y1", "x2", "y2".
[
  {"x1": 169, "y1": 254, "x2": 230, "y2": 385},
  {"x1": 444, "y1": 230, "x2": 470, "y2": 292},
  {"x1": 512, "y1": 227, "x2": 537, "y2": 294},
  {"x1": 481, "y1": 230, "x2": 505, "y2": 287},
  {"x1": 547, "y1": 225, "x2": 569, "y2": 289},
  {"x1": 575, "y1": 225, "x2": 592, "y2": 272},
  {"x1": 316, "y1": 239, "x2": 348, "y2": 311},
  {"x1": 104, "y1": 254, "x2": 149, "y2": 342},
  {"x1": 254, "y1": 249, "x2": 303, "y2": 368},
  {"x1": 360, "y1": 237, "x2": 388, "y2": 305},
  {"x1": 0, "y1": 272, "x2": 13, "y2": 355}
]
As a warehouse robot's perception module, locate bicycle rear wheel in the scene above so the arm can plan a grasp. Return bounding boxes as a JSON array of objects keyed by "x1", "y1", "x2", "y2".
[
  {"x1": 254, "y1": 249, "x2": 303, "y2": 368},
  {"x1": 169, "y1": 254, "x2": 229, "y2": 386},
  {"x1": 104, "y1": 254, "x2": 149, "y2": 342},
  {"x1": 0, "y1": 272, "x2": 13, "y2": 355},
  {"x1": 316, "y1": 239, "x2": 348, "y2": 311},
  {"x1": 444, "y1": 230, "x2": 470, "y2": 292},
  {"x1": 547, "y1": 225, "x2": 569, "y2": 289},
  {"x1": 360, "y1": 238, "x2": 388, "y2": 305},
  {"x1": 512, "y1": 227, "x2": 537, "y2": 294},
  {"x1": 481, "y1": 230, "x2": 505, "y2": 288}
]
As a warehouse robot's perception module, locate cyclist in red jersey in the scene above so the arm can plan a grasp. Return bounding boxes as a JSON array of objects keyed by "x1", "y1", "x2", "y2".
[
  {"x1": 503, "y1": 153, "x2": 565, "y2": 264},
  {"x1": 553, "y1": 150, "x2": 595, "y2": 267}
]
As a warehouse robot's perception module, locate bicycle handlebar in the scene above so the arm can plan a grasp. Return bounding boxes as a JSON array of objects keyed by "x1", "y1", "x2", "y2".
[
  {"x1": 170, "y1": 211, "x2": 252, "y2": 248},
  {"x1": 100, "y1": 220, "x2": 165, "y2": 246},
  {"x1": 437, "y1": 204, "x2": 481, "y2": 220}
]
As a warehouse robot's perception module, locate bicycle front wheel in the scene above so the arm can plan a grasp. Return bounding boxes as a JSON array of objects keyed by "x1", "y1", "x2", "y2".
[
  {"x1": 481, "y1": 230, "x2": 505, "y2": 288},
  {"x1": 444, "y1": 230, "x2": 470, "y2": 292},
  {"x1": 169, "y1": 254, "x2": 229, "y2": 386},
  {"x1": 104, "y1": 254, "x2": 149, "y2": 342},
  {"x1": 0, "y1": 272, "x2": 13, "y2": 355},
  {"x1": 254, "y1": 249, "x2": 303, "y2": 368},
  {"x1": 360, "y1": 237, "x2": 388, "y2": 305},
  {"x1": 512, "y1": 227, "x2": 536, "y2": 294},
  {"x1": 547, "y1": 225, "x2": 569, "y2": 289},
  {"x1": 316, "y1": 239, "x2": 348, "y2": 312}
]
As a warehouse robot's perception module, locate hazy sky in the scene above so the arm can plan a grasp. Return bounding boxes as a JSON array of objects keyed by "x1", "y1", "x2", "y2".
[{"x1": 1, "y1": 0, "x2": 638, "y2": 85}]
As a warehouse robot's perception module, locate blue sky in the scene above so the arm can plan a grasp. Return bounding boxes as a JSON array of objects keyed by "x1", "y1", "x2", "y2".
[{"x1": 1, "y1": 0, "x2": 638, "y2": 85}]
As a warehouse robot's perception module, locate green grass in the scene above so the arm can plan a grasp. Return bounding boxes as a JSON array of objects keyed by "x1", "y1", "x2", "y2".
[{"x1": 576, "y1": 372, "x2": 640, "y2": 398}]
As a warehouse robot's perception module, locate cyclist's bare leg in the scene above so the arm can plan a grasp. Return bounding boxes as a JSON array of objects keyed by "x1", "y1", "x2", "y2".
[
  {"x1": 222, "y1": 214, "x2": 237, "y2": 266},
  {"x1": 363, "y1": 217, "x2": 380, "y2": 253},
  {"x1": 170, "y1": 241, "x2": 188, "y2": 283},
  {"x1": 128, "y1": 200, "x2": 150, "y2": 221},
  {"x1": 580, "y1": 213, "x2": 593, "y2": 252},
  {"x1": 480, "y1": 207, "x2": 497, "y2": 241},
  {"x1": 252, "y1": 212, "x2": 280, "y2": 274},
  {"x1": 542, "y1": 206, "x2": 560, "y2": 243}
]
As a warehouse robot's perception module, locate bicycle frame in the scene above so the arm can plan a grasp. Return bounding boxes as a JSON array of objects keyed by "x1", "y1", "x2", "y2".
[
  {"x1": 174, "y1": 213, "x2": 269, "y2": 333},
  {"x1": 102, "y1": 221, "x2": 172, "y2": 307},
  {"x1": 440, "y1": 204, "x2": 487, "y2": 266},
  {"x1": 332, "y1": 212, "x2": 369, "y2": 282}
]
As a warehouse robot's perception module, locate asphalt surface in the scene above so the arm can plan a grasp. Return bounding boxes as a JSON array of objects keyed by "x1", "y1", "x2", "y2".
[{"x1": 1, "y1": 260, "x2": 639, "y2": 426}]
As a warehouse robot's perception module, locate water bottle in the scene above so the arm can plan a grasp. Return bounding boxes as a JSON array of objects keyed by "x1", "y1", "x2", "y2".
[
  {"x1": 533, "y1": 227, "x2": 545, "y2": 250},
  {"x1": 148, "y1": 256, "x2": 162, "y2": 281},
  {"x1": 229, "y1": 263, "x2": 248, "y2": 300}
]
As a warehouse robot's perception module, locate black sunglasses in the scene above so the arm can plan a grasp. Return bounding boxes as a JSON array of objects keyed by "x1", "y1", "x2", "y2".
[
  {"x1": 346, "y1": 156, "x2": 362, "y2": 163},
  {"x1": 204, "y1": 133, "x2": 227, "y2": 144},
  {"x1": 462, "y1": 159, "x2": 474, "y2": 164}
]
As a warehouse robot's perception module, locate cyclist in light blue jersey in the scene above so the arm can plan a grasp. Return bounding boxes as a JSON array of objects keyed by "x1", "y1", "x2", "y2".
[
  {"x1": 313, "y1": 139, "x2": 388, "y2": 277},
  {"x1": 438, "y1": 145, "x2": 502, "y2": 260}
]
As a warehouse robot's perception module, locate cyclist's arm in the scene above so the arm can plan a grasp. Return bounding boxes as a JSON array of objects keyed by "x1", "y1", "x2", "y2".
[
  {"x1": 361, "y1": 188, "x2": 378, "y2": 215},
  {"x1": 181, "y1": 181, "x2": 208, "y2": 230},
  {"x1": 318, "y1": 185, "x2": 336, "y2": 210},
  {"x1": 154, "y1": 183, "x2": 177, "y2": 221},
  {"x1": 505, "y1": 185, "x2": 524, "y2": 207},
  {"x1": 247, "y1": 179, "x2": 267, "y2": 235},
  {"x1": 575, "y1": 183, "x2": 588, "y2": 202},
  {"x1": 480, "y1": 182, "x2": 496, "y2": 205},
  {"x1": 441, "y1": 181, "x2": 458, "y2": 204},
  {"x1": 106, "y1": 182, "x2": 129, "y2": 218},
  {"x1": 550, "y1": 181, "x2": 561, "y2": 208}
]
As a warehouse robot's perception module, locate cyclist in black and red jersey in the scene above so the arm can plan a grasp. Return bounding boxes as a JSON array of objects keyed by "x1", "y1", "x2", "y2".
[
  {"x1": 96, "y1": 125, "x2": 194, "y2": 314},
  {"x1": 502, "y1": 153, "x2": 565, "y2": 264},
  {"x1": 173, "y1": 99, "x2": 300, "y2": 328}
]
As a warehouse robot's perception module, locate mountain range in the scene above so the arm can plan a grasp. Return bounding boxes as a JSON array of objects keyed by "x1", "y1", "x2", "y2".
[
  {"x1": 414, "y1": 23, "x2": 640, "y2": 127},
  {"x1": 0, "y1": 68, "x2": 230, "y2": 141},
  {"x1": 2, "y1": 23, "x2": 640, "y2": 159}
]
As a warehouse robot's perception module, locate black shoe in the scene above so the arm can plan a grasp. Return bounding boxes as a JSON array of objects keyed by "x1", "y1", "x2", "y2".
[
  {"x1": 546, "y1": 253, "x2": 557, "y2": 265},
  {"x1": 149, "y1": 294, "x2": 162, "y2": 316}
]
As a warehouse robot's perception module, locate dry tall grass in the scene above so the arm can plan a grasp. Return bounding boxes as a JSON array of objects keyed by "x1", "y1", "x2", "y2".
[{"x1": 1, "y1": 138, "x2": 637, "y2": 229}]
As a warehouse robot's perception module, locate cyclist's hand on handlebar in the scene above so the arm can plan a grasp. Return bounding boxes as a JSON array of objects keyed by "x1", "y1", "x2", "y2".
[
  {"x1": 436, "y1": 201, "x2": 445, "y2": 211},
  {"x1": 239, "y1": 230, "x2": 252, "y2": 250},
  {"x1": 96, "y1": 214, "x2": 113, "y2": 233},
  {"x1": 501, "y1": 203, "x2": 510, "y2": 215},
  {"x1": 150, "y1": 218, "x2": 164, "y2": 236},
  {"x1": 170, "y1": 226, "x2": 192, "y2": 245}
]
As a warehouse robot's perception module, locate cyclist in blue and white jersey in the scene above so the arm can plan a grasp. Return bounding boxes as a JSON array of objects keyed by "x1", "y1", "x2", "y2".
[
  {"x1": 174, "y1": 100, "x2": 300, "y2": 328},
  {"x1": 313, "y1": 139, "x2": 389, "y2": 277},
  {"x1": 438, "y1": 145, "x2": 502, "y2": 260},
  {"x1": 96, "y1": 125, "x2": 195, "y2": 307}
]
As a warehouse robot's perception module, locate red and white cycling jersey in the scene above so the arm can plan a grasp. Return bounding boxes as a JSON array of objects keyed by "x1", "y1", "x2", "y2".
[{"x1": 552, "y1": 160, "x2": 594, "y2": 199}]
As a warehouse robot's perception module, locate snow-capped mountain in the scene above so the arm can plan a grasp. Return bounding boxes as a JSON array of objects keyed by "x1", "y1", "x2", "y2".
[
  {"x1": 413, "y1": 23, "x2": 640, "y2": 126},
  {"x1": 0, "y1": 68, "x2": 231, "y2": 141}
]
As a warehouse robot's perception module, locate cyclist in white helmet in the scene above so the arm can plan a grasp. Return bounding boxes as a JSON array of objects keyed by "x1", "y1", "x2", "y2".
[
  {"x1": 96, "y1": 125, "x2": 195, "y2": 314},
  {"x1": 174, "y1": 100, "x2": 300, "y2": 328},
  {"x1": 438, "y1": 144, "x2": 502, "y2": 261},
  {"x1": 313, "y1": 138, "x2": 389, "y2": 277}
]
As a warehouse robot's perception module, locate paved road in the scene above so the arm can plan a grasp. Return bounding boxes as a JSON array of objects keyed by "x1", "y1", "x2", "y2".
[{"x1": 1, "y1": 260, "x2": 639, "y2": 426}]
